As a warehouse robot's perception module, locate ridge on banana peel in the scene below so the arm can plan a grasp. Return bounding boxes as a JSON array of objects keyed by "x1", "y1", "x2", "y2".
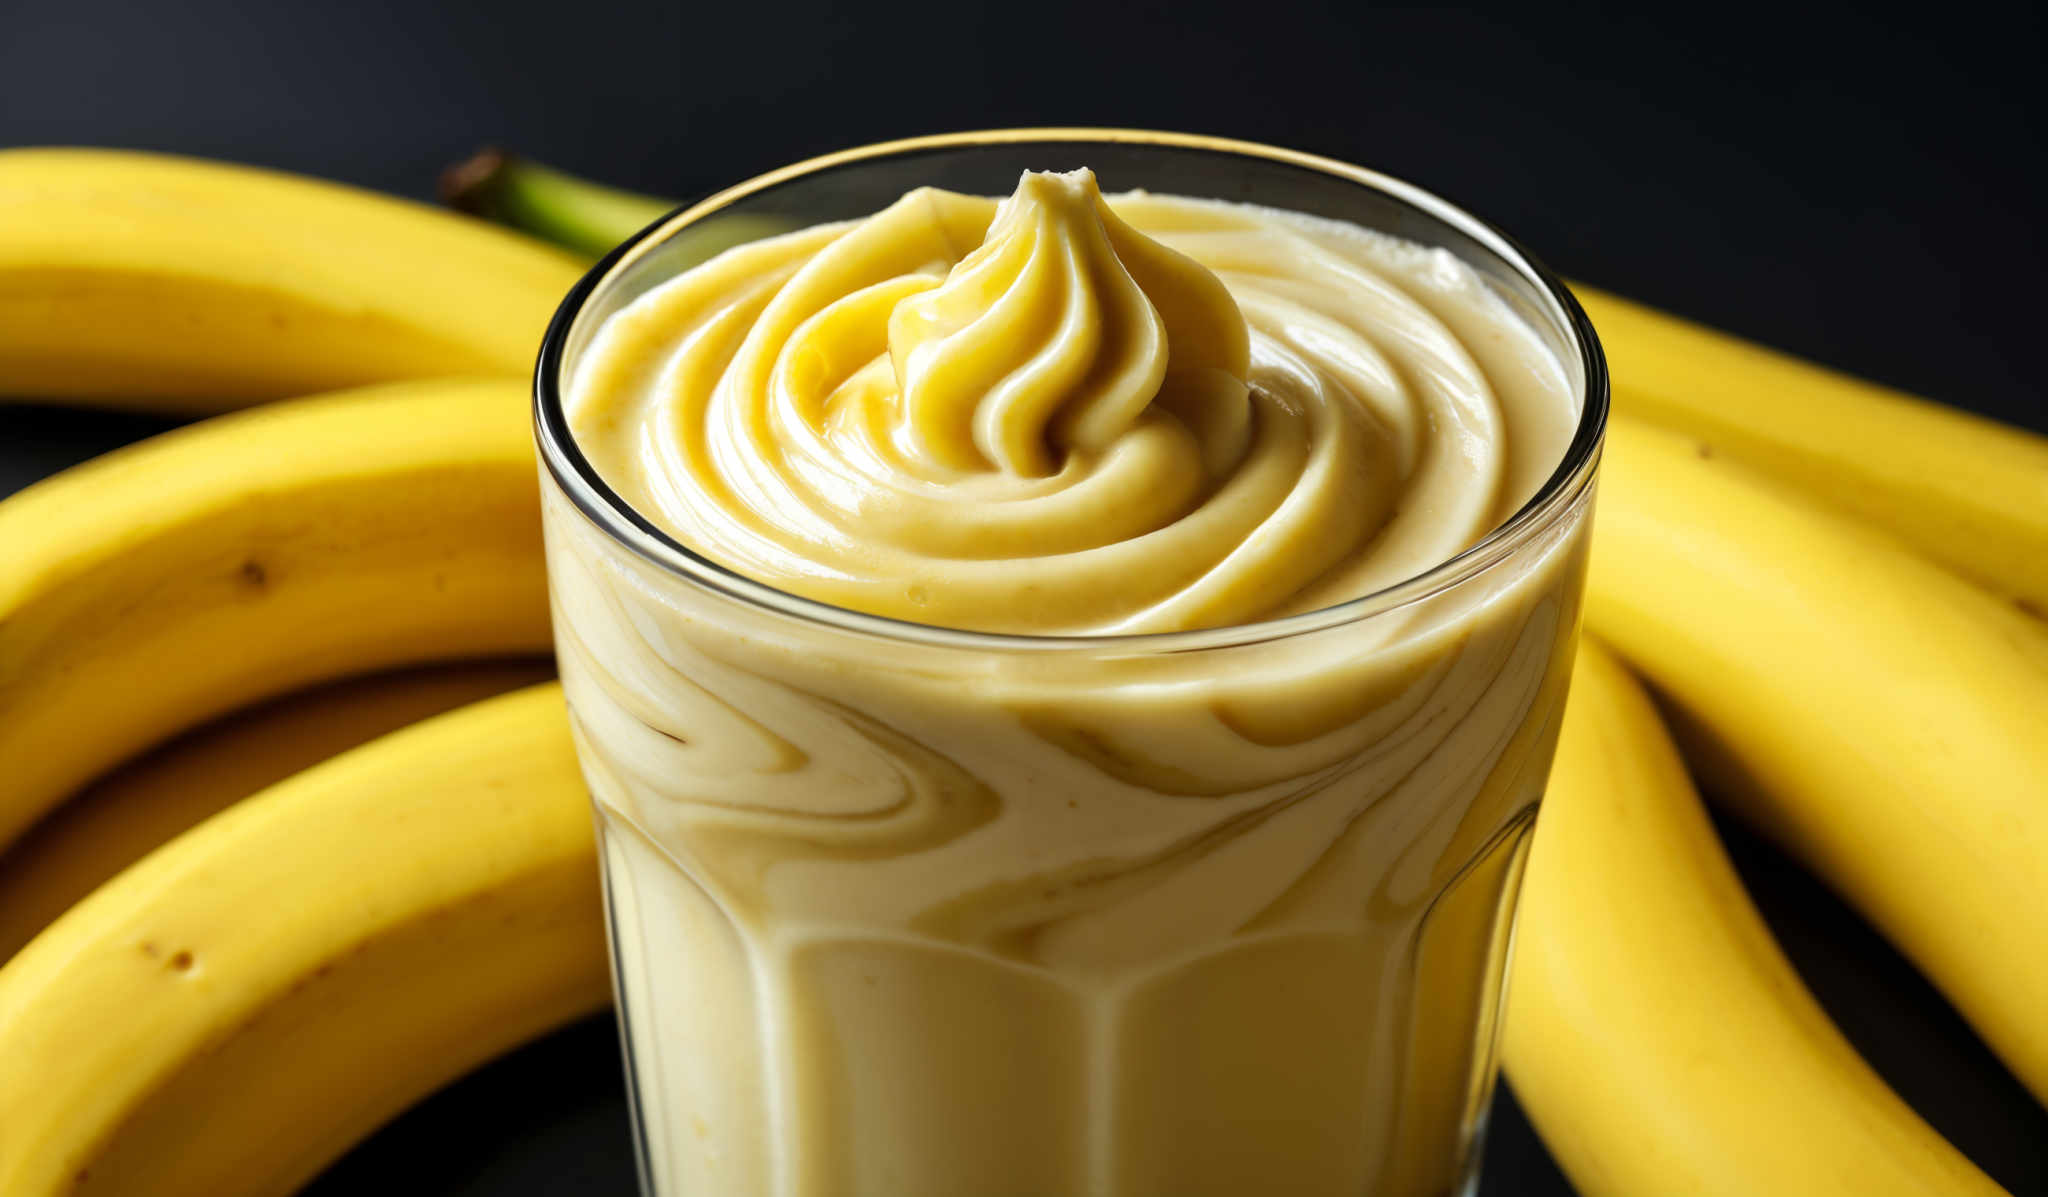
[
  {"x1": 0, "y1": 148, "x2": 586, "y2": 411},
  {"x1": 0, "y1": 683, "x2": 607, "y2": 1197},
  {"x1": 1589, "y1": 416, "x2": 2048, "y2": 1106},
  {"x1": 1505, "y1": 641, "x2": 2004, "y2": 1196},
  {"x1": 0, "y1": 659, "x2": 553, "y2": 964},
  {"x1": 0, "y1": 378, "x2": 552, "y2": 851},
  {"x1": 445, "y1": 150, "x2": 2048, "y2": 619}
]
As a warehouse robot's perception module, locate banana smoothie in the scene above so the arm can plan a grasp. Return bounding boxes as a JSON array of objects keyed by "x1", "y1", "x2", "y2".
[{"x1": 541, "y1": 158, "x2": 1597, "y2": 1197}]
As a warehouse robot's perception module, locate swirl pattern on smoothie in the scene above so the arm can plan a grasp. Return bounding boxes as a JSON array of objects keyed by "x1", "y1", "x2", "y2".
[{"x1": 568, "y1": 168, "x2": 1575, "y2": 635}]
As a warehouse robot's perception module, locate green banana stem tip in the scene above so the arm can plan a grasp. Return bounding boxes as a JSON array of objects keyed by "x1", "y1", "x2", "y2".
[
  {"x1": 440, "y1": 149, "x2": 801, "y2": 271},
  {"x1": 439, "y1": 148, "x2": 673, "y2": 260},
  {"x1": 437, "y1": 146, "x2": 514, "y2": 218}
]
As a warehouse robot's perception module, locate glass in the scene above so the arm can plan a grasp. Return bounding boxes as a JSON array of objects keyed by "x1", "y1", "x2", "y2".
[{"x1": 534, "y1": 129, "x2": 1607, "y2": 1197}]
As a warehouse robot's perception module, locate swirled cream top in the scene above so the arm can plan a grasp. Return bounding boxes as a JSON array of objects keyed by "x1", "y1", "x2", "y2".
[{"x1": 568, "y1": 169, "x2": 1576, "y2": 635}]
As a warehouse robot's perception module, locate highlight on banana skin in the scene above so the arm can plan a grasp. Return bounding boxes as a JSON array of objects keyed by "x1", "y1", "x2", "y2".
[{"x1": 0, "y1": 140, "x2": 2040, "y2": 1197}]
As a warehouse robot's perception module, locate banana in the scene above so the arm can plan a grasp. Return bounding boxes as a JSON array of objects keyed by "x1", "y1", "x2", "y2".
[
  {"x1": 438, "y1": 153, "x2": 2048, "y2": 616},
  {"x1": 0, "y1": 683, "x2": 607, "y2": 1197},
  {"x1": 0, "y1": 659, "x2": 552, "y2": 964},
  {"x1": 1504, "y1": 640, "x2": 2003, "y2": 1195},
  {"x1": 1577, "y1": 287, "x2": 2048, "y2": 618},
  {"x1": 1588, "y1": 415, "x2": 2048, "y2": 1104},
  {"x1": 0, "y1": 378, "x2": 551, "y2": 850},
  {"x1": 0, "y1": 148, "x2": 586, "y2": 411}
]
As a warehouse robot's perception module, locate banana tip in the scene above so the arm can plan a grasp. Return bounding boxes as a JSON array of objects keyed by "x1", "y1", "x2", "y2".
[{"x1": 439, "y1": 147, "x2": 511, "y2": 214}]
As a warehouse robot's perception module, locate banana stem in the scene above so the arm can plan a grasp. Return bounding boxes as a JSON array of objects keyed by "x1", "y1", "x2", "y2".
[{"x1": 440, "y1": 149, "x2": 674, "y2": 259}]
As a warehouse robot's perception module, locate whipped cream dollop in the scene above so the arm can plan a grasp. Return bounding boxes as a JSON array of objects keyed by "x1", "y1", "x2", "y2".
[{"x1": 568, "y1": 168, "x2": 1575, "y2": 635}]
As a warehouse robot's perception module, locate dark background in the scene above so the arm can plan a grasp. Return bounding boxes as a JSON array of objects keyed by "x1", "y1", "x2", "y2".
[{"x1": 3, "y1": 1, "x2": 2043, "y2": 1192}]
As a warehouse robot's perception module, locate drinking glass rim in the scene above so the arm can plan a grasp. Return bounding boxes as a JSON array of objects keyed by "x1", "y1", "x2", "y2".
[{"x1": 532, "y1": 127, "x2": 1609, "y2": 655}]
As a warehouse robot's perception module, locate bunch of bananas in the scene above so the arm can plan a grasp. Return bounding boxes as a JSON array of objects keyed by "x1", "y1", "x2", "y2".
[{"x1": 1, "y1": 148, "x2": 2042, "y2": 1196}]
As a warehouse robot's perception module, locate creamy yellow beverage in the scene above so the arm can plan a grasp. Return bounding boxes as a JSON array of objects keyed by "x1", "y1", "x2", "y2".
[{"x1": 543, "y1": 163, "x2": 1594, "y2": 1197}]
